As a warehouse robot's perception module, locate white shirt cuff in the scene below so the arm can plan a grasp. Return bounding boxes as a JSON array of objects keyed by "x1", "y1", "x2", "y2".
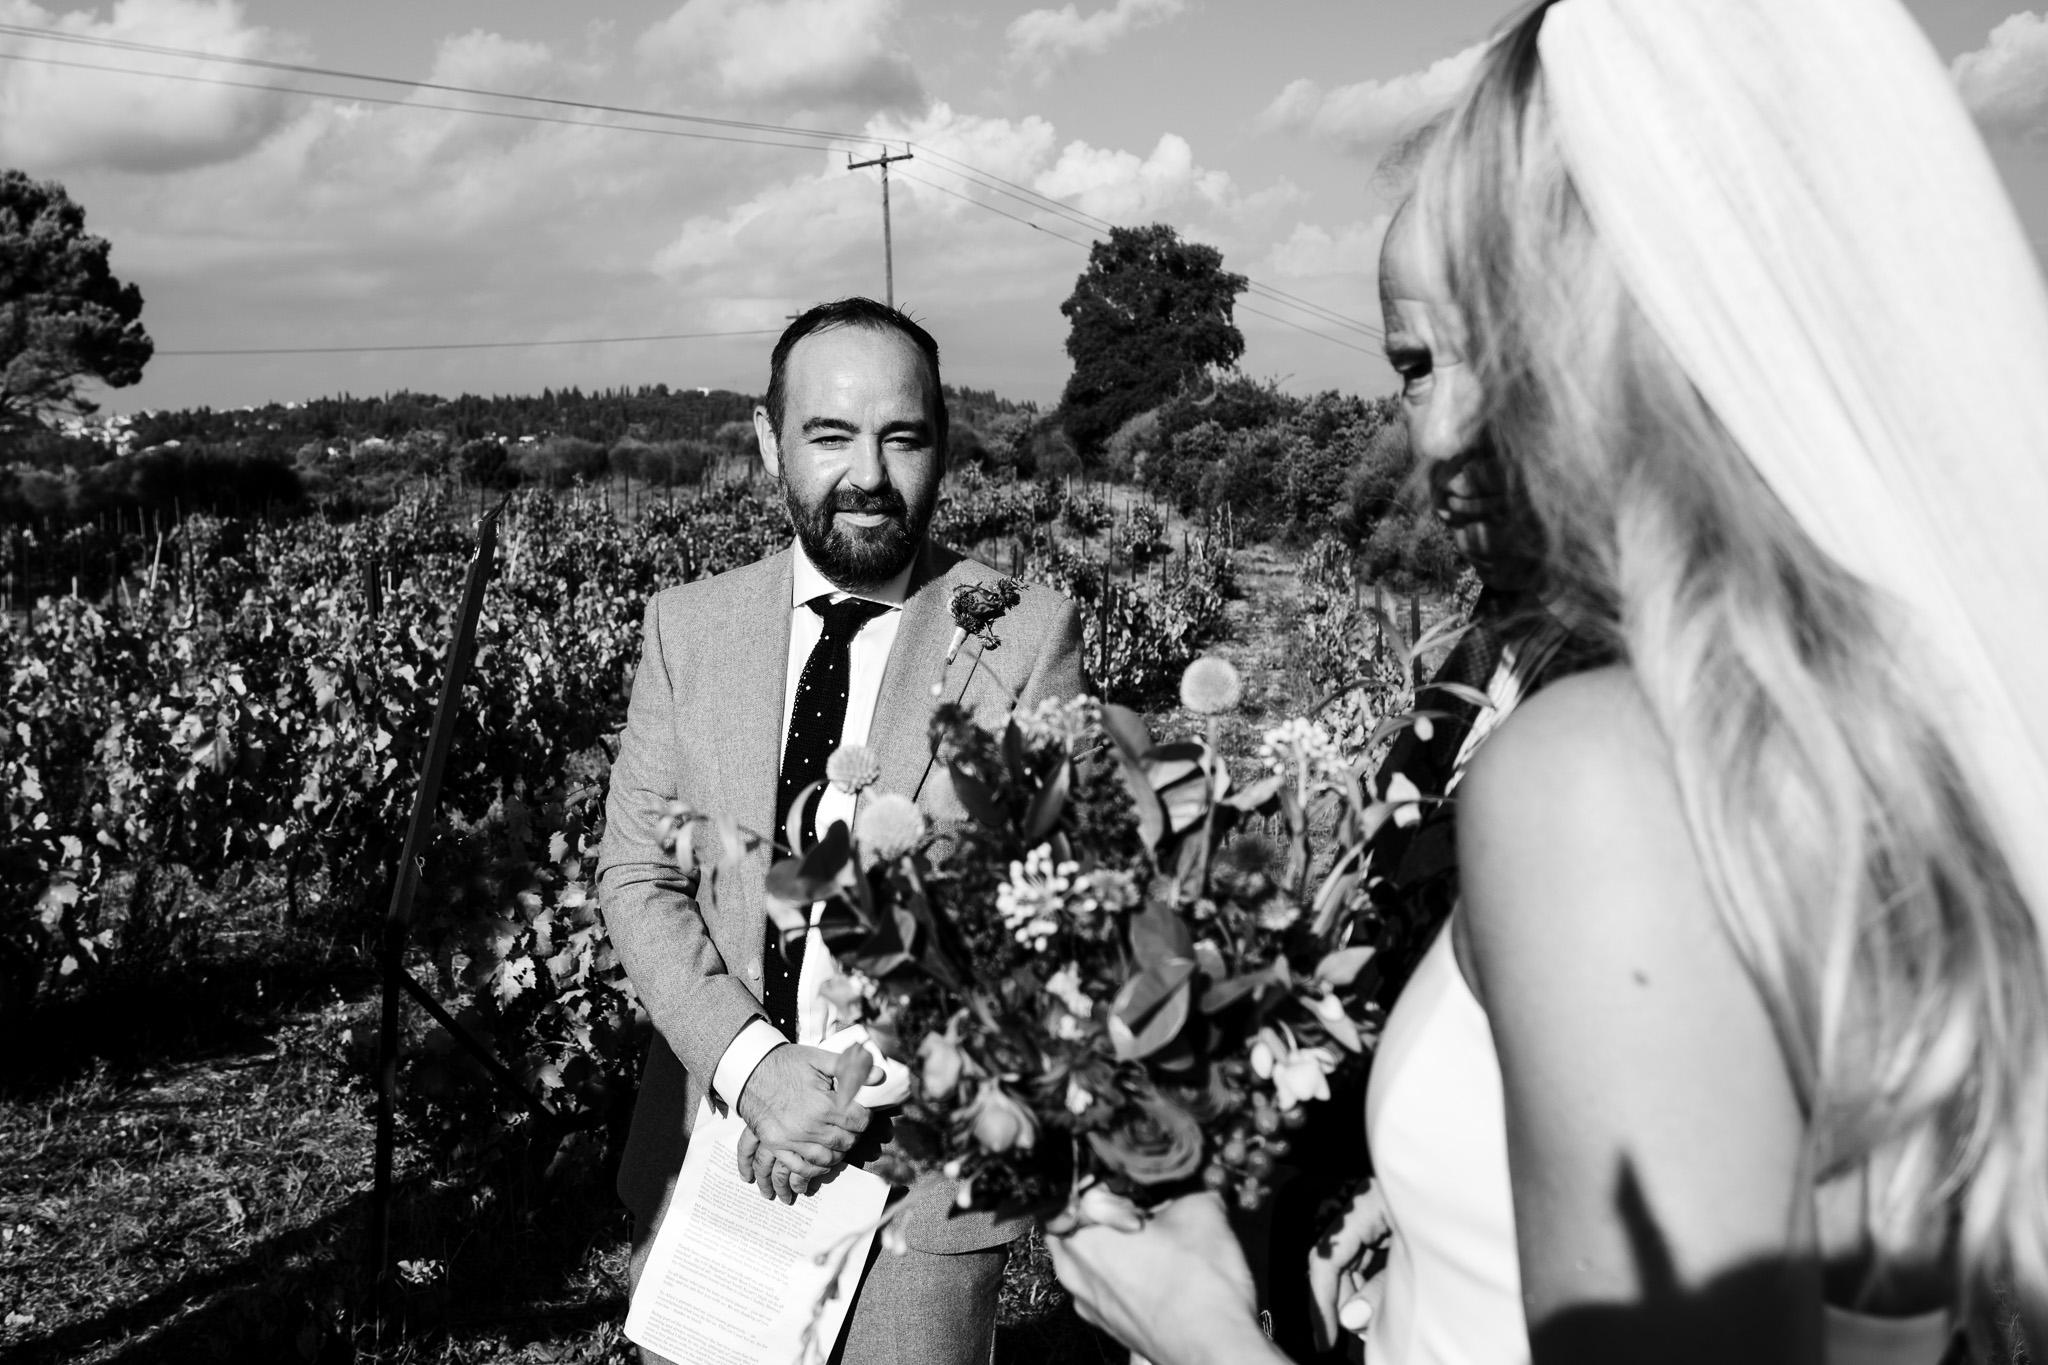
[{"x1": 713, "y1": 1017, "x2": 788, "y2": 1112}]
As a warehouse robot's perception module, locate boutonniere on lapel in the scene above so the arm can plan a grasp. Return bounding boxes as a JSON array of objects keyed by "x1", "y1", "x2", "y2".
[{"x1": 943, "y1": 578, "x2": 1022, "y2": 664}]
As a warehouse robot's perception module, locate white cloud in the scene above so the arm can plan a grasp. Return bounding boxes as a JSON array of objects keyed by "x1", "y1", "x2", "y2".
[
  {"x1": 1954, "y1": 11, "x2": 2048, "y2": 142},
  {"x1": 651, "y1": 105, "x2": 1253, "y2": 308},
  {"x1": 1004, "y1": 0, "x2": 1184, "y2": 82},
  {"x1": 1258, "y1": 42, "x2": 1484, "y2": 155},
  {"x1": 635, "y1": 0, "x2": 920, "y2": 110},
  {"x1": 1260, "y1": 217, "x2": 1391, "y2": 283},
  {"x1": 0, "y1": 0, "x2": 297, "y2": 173},
  {"x1": 1036, "y1": 133, "x2": 1230, "y2": 221}
]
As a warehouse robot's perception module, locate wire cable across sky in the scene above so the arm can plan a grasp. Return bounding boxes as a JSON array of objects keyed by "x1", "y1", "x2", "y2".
[
  {"x1": 156, "y1": 329, "x2": 785, "y2": 358},
  {"x1": 0, "y1": 20, "x2": 1385, "y2": 356}
]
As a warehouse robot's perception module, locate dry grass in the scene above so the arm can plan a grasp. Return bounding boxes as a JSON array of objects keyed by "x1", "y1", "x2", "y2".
[{"x1": 0, "y1": 990, "x2": 642, "y2": 1365}]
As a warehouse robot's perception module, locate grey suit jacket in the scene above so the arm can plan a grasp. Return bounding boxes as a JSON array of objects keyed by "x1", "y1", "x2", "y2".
[{"x1": 599, "y1": 538, "x2": 1087, "y2": 1253}]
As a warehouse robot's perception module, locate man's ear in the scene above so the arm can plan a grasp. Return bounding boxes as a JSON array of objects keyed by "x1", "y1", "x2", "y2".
[{"x1": 753, "y1": 405, "x2": 782, "y2": 480}]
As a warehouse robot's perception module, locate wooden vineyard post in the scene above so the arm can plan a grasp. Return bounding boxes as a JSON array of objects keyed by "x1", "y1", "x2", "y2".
[
  {"x1": 1409, "y1": 593, "x2": 1423, "y2": 687},
  {"x1": 367, "y1": 497, "x2": 506, "y2": 1326}
]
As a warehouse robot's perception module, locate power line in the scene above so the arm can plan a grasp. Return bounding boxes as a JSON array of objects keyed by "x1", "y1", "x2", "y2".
[
  {"x1": 0, "y1": 20, "x2": 1385, "y2": 352},
  {"x1": 893, "y1": 172, "x2": 1094, "y2": 249},
  {"x1": 0, "y1": 50, "x2": 847, "y2": 154},
  {"x1": 156, "y1": 328, "x2": 782, "y2": 357},
  {"x1": 901, "y1": 150, "x2": 1382, "y2": 339},
  {"x1": 1234, "y1": 306, "x2": 1382, "y2": 356},
  {"x1": 896, "y1": 173, "x2": 1383, "y2": 356},
  {"x1": 0, "y1": 21, "x2": 871, "y2": 150}
]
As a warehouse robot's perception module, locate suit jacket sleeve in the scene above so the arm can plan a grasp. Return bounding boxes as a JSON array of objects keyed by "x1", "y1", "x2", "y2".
[
  {"x1": 598, "y1": 594, "x2": 766, "y2": 1085},
  {"x1": 1014, "y1": 593, "x2": 1090, "y2": 710}
]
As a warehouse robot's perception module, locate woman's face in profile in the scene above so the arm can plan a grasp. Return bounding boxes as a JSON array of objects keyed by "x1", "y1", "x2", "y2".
[{"x1": 1378, "y1": 211, "x2": 1531, "y2": 590}]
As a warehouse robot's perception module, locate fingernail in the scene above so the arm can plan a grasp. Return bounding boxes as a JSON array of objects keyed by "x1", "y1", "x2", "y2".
[{"x1": 1339, "y1": 1299, "x2": 1374, "y2": 1332}]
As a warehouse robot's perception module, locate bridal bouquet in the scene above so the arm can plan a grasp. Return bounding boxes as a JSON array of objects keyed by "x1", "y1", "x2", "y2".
[{"x1": 657, "y1": 655, "x2": 1409, "y2": 1224}]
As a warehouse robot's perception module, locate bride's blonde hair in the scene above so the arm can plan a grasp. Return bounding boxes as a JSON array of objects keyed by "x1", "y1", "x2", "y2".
[{"x1": 1411, "y1": 3, "x2": 2048, "y2": 1328}]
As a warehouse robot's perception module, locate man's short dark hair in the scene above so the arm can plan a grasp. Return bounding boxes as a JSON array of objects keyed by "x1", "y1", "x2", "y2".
[{"x1": 764, "y1": 297, "x2": 948, "y2": 450}]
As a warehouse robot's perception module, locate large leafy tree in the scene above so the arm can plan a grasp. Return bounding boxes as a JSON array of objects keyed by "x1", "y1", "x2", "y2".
[
  {"x1": 1058, "y1": 223, "x2": 1246, "y2": 456},
  {"x1": 1, "y1": 169, "x2": 153, "y2": 434}
]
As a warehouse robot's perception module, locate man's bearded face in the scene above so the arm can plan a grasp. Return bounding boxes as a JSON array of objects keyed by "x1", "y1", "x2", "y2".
[{"x1": 758, "y1": 326, "x2": 944, "y2": 591}]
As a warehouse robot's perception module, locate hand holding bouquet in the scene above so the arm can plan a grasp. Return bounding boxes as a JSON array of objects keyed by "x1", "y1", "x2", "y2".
[{"x1": 658, "y1": 655, "x2": 1414, "y2": 1228}]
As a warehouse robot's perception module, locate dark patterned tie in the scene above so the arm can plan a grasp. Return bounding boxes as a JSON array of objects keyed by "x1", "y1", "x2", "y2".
[{"x1": 762, "y1": 594, "x2": 891, "y2": 1034}]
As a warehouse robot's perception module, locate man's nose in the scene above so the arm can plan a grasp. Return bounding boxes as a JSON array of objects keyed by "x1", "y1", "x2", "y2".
[{"x1": 843, "y1": 434, "x2": 887, "y2": 490}]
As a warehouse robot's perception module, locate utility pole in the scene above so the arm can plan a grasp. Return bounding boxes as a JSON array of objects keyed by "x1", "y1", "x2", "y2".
[{"x1": 848, "y1": 145, "x2": 913, "y2": 307}]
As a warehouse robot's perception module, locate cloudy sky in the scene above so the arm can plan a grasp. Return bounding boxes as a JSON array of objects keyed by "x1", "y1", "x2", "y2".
[{"x1": 3, "y1": 0, "x2": 2045, "y2": 414}]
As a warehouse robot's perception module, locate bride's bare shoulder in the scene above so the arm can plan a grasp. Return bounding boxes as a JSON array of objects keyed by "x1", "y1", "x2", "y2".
[
  {"x1": 1459, "y1": 663, "x2": 1673, "y2": 822},
  {"x1": 1455, "y1": 664, "x2": 1706, "y2": 967}
]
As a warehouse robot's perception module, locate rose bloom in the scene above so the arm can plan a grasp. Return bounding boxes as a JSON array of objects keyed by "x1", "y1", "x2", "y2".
[
  {"x1": 1086, "y1": 1092, "x2": 1203, "y2": 1185},
  {"x1": 965, "y1": 1081, "x2": 1037, "y2": 1153},
  {"x1": 920, "y1": 1033, "x2": 965, "y2": 1099}
]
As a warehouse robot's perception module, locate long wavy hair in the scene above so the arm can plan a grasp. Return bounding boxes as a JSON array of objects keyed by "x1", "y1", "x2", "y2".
[{"x1": 1409, "y1": 2, "x2": 2048, "y2": 1330}]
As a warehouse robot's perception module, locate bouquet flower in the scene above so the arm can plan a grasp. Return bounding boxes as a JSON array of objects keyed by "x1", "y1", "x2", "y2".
[{"x1": 657, "y1": 655, "x2": 1412, "y2": 1227}]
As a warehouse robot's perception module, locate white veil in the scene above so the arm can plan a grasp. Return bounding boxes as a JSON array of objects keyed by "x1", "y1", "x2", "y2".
[{"x1": 1536, "y1": 0, "x2": 2048, "y2": 949}]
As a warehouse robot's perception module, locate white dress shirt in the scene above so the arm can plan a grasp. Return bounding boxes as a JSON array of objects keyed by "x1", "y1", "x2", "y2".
[{"x1": 709, "y1": 538, "x2": 913, "y2": 1110}]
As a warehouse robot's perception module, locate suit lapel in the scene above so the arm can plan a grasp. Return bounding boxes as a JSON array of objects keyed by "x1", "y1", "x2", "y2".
[
  {"x1": 709, "y1": 546, "x2": 794, "y2": 858},
  {"x1": 872, "y1": 546, "x2": 976, "y2": 804}
]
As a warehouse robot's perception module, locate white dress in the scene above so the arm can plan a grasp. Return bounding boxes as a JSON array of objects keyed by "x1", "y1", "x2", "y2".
[{"x1": 1363, "y1": 922, "x2": 1954, "y2": 1365}]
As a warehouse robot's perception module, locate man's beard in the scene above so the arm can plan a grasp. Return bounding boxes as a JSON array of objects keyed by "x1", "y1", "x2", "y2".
[{"x1": 783, "y1": 477, "x2": 933, "y2": 589}]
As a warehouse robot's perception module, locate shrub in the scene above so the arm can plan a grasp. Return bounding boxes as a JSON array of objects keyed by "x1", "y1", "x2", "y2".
[
  {"x1": 1196, "y1": 425, "x2": 1290, "y2": 533},
  {"x1": 1099, "y1": 408, "x2": 1160, "y2": 481},
  {"x1": 1147, "y1": 419, "x2": 1225, "y2": 512},
  {"x1": 1154, "y1": 373, "x2": 1299, "y2": 448},
  {"x1": 948, "y1": 424, "x2": 991, "y2": 467},
  {"x1": 1338, "y1": 420, "x2": 1417, "y2": 543},
  {"x1": 1276, "y1": 423, "x2": 1372, "y2": 542},
  {"x1": 457, "y1": 439, "x2": 518, "y2": 490},
  {"x1": 1361, "y1": 510, "x2": 1461, "y2": 593},
  {"x1": 975, "y1": 411, "x2": 1037, "y2": 471},
  {"x1": 709, "y1": 419, "x2": 756, "y2": 452},
  {"x1": 609, "y1": 438, "x2": 708, "y2": 487},
  {"x1": 0, "y1": 448, "x2": 307, "y2": 523},
  {"x1": 511, "y1": 437, "x2": 608, "y2": 489},
  {"x1": 1028, "y1": 427, "x2": 1084, "y2": 482}
]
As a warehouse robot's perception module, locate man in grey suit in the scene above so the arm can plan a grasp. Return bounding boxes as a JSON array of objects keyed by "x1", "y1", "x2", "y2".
[{"x1": 600, "y1": 297, "x2": 1089, "y2": 1365}]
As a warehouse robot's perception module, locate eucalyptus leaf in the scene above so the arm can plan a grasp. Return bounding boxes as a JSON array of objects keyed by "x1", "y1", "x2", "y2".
[
  {"x1": 950, "y1": 764, "x2": 1008, "y2": 830},
  {"x1": 1109, "y1": 973, "x2": 1193, "y2": 1061},
  {"x1": 1129, "y1": 897, "x2": 1195, "y2": 971},
  {"x1": 1022, "y1": 758, "x2": 1071, "y2": 843},
  {"x1": 1419, "y1": 680, "x2": 1496, "y2": 711},
  {"x1": 1098, "y1": 703, "x2": 1153, "y2": 763},
  {"x1": 1313, "y1": 945, "x2": 1377, "y2": 987}
]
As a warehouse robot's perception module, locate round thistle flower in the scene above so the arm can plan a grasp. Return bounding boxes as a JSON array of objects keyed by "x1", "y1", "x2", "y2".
[
  {"x1": 1180, "y1": 656, "x2": 1243, "y2": 716},
  {"x1": 826, "y1": 743, "x2": 882, "y2": 794},
  {"x1": 857, "y1": 792, "x2": 927, "y2": 862}
]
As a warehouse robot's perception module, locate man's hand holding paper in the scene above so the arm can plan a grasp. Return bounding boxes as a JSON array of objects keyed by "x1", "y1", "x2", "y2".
[{"x1": 737, "y1": 1042, "x2": 875, "y2": 1202}]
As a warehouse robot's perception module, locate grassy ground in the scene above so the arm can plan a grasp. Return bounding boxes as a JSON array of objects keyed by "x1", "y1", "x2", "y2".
[
  {"x1": 1, "y1": 507, "x2": 1413, "y2": 1364},
  {"x1": 0, "y1": 896, "x2": 1130, "y2": 1364}
]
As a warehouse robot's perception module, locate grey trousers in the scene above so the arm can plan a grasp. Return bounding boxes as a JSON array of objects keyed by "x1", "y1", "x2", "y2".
[{"x1": 630, "y1": 1217, "x2": 1008, "y2": 1365}]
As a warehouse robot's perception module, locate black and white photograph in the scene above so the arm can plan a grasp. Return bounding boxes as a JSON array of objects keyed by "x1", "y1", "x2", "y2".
[{"x1": 4, "y1": 1, "x2": 2046, "y2": 1362}]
